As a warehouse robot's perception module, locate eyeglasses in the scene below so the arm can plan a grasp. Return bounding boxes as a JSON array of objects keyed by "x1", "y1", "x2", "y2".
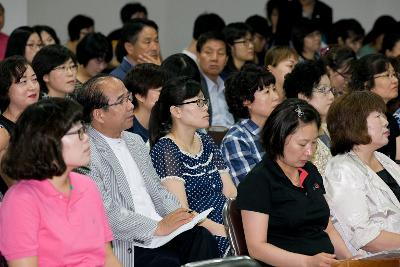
[
  {"x1": 26, "y1": 43, "x2": 43, "y2": 49},
  {"x1": 313, "y1": 86, "x2": 336, "y2": 95},
  {"x1": 374, "y1": 71, "x2": 399, "y2": 80},
  {"x1": 104, "y1": 92, "x2": 133, "y2": 108},
  {"x1": 53, "y1": 64, "x2": 78, "y2": 73},
  {"x1": 65, "y1": 124, "x2": 87, "y2": 140},
  {"x1": 177, "y1": 98, "x2": 208, "y2": 108},
  {"x1": 233, "y1": 38, "x2": 254, "y2": 47}
]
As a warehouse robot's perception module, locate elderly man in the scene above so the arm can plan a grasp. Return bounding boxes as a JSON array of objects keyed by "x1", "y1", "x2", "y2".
[{"x1": 74, "y1": 74, "x2": 218, "y2": 267}]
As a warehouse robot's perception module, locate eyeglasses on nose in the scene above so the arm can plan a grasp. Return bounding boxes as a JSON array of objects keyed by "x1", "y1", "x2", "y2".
[
  {"x1": 233, "y1": 38, "x2": 254, "y2": 47},
  {"x1": 65, "y1": 124, "x2": 87, "y2": 140},
  {"x1": 53, "y1": 64, "x2": 78, "y2": 73},
  {"x1": 104, "y1": 92, "x2": 133, "y2": 108},
  {"x1": 26, "y1": 43, "x2": 43, "y2": 49},
  {"x1": 313, "y1": 86, "x2": 336, "y2": 95},
  {"x1": 177, "y1": 98, "x2": 208, "y2": 108},
  {"x1": 374, "y1": 71, "x2": 399, "y2": 80}
]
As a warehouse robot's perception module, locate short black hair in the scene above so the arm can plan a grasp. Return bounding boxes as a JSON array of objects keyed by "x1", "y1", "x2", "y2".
[
  {"x1": 196, "y1": 31, "x2": 227, "y2": 53},
  {"x1": 322, "y1": 45, "x2": 356, "y2": 72},
  {"x1": 5, "y1": 26, "x2": 36, "y2": 59},
  {"x1": 1, "y1": 98, "x2": 83, "y2": 180},
  {"x1": 262, "y1": 98, "x2": 321, "y2": 160},
  {"x1": 33, "y1": 25, "x2": 60, "y2": 44},
  {"x1": 73, "y1": 74, "x2": 111, "y2": 123},
  {"x1": 68, "y1": 14, "x2": 94, "y2": 41},
  {"x1": 245, "y1": 15, "x2": 271, "y2": 39},
  {"x1": 328, "y1": 19, "x2": 364, "y2": 45},
  {"x1": 348, "y1": 53, "x2": 391, "y2": 91},
  {"x1": 225, "y1": 64, "x2": 275, "y2": 120},
  {"x1": 380, "y1": 31, "x2": 400, "y2": 56},
  {"x1": 364, "y1": 15, "x2": 397, "y2": 45},
  {"x1": 76, "y1": 32, "x2": 112, "y2": 66},
  {"x1": 223, "y1": 22, "x2": 253, "y2": 46},
  {"x1": 193, "y1": 13, "x2": 225, "y2": 40},
  {"x1": 32, "y1": 44, "x2": 77, "y2": 93},
  {"x1": 161, "y1": 53, "x2": 201, "y2": 83},
  {"x1": 120, "y1": 2, "x2": 147, "y2": 23},
  {"x1": 0, "y1": 56, "x2": 29, "y2": 112},
  {"x1": 291, "y1": 18, "x2": 320, "y2": 55},
  {"x1": 124, "y1": 63, "x2": 167, "y2": 106},
  {"x1": 284, "y1": 60, "x2": 326, "y2": 98},
  {"x1": 116, "y1": 18, "x2": 158, "y2": 58}
]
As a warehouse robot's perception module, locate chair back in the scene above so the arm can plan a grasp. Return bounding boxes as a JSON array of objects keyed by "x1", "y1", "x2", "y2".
[
  {"x1": 206, "y1": 126, "x2": 228, "y2": 146},
  {"x1": 222, "y1": 198, "x2": 248, "y2": 256}
]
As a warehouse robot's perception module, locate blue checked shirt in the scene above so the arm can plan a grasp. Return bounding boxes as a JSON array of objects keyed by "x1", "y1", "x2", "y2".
[{"x1": 221, "y1": 119, "x2": 265, "y2": 185}]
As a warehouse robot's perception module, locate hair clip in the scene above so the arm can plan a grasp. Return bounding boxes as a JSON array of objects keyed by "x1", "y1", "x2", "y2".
[{"x1": 294, "y1": 105, "x2": 304, "y2": 118}]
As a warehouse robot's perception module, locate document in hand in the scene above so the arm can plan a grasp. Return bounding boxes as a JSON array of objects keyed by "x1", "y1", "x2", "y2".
[{"x1": 136, "y1": 207, "x2": 214, "y2": 249}]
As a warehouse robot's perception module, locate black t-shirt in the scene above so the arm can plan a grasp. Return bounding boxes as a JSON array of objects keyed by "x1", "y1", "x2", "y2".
[
  {"x1": 378, "y1": 112, "x2": 400, "y2": 160},
  {"x1": 0, "y1": 114, "x2": 14, "y2": 196},
  {"x1": 376, "y1": 168, "x2": 400, "y2": 202},
  {"x1": 237, "y1": 155, "x2": 334, "y2": 260}
]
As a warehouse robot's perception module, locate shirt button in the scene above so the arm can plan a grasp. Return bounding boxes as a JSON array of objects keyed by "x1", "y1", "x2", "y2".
[{"x1": 128, "y1": 248, "x2": 133, "y2": 254}]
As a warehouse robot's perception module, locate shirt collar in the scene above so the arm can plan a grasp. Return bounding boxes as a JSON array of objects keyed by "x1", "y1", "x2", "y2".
[
  {"x1": 202, "y1": 72, "x2": 224, "y2": 90},
  {"x1": 241, "y1": 119, "x2": 261, "y2": 136}
]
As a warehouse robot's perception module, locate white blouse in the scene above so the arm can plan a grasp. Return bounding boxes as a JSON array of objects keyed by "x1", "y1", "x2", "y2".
[{"x1": 324, "y1": 151, "x2": 400, "y2": 255}]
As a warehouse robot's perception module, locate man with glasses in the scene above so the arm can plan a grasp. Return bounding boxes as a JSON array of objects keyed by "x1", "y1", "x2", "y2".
[
  {"x1": 196, "y1": 31, "x2": 234, "y2": 128},
  {"x1": 32, "y1": 44, "x2": 77, "y2": 98},
  {"x1": 111, "y1": 18, "x2": 161, "y2": 81},
  {"x1": 74, "y1": 74, "x2": 218, "y2": 267}
]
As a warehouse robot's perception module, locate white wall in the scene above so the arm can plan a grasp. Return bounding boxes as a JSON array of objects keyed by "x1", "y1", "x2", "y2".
[{"x1": 2, "y1": 0, "x2": 400, "y2": 57}]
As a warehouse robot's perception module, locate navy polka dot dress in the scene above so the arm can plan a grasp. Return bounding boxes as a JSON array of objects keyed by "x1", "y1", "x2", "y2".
[{"x1": 151, "y1": 131, "x2": 230, "y2": 257}]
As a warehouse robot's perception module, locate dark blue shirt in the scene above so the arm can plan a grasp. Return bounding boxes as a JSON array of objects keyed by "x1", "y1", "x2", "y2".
[{"x1": 127, "y1": 117, "x2": 149, "y2": 143}]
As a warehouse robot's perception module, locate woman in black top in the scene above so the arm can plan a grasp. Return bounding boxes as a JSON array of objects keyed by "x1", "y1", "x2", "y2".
[
  {"x1": 0, "y1": 56, "x2": 40, "y2": 195},
  {"x1": 237, "y1": 99, "x2": 351, "y2": 267}
]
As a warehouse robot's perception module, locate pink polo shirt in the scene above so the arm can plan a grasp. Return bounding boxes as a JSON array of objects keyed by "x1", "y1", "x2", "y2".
[{"x1": 0, "y1": 172, "x2": 113, "y2": 266}]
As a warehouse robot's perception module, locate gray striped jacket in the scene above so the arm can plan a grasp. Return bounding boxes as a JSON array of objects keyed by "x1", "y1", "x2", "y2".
[{"x1": 79, "y1": 126, "x2": 180, "y2": 267}]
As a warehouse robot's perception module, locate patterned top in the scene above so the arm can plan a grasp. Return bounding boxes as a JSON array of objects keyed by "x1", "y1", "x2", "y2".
[
  {"x1": 150, "y1": 131, "x2": 230, "y2": 256},
  {"x1": 221, "y1": 119, "x2": 264, "y2": 185},
  {"x1": 311, "y1": 123, "x2": 332, "y2": 176}
]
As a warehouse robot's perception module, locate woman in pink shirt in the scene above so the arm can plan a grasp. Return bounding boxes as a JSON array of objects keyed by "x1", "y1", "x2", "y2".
[{"x1": 0, "y1": 98, "x2": 121, "y2": 266}]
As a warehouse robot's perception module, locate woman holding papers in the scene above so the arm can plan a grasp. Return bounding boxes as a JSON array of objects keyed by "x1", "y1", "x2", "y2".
[
  {"x1": 237, "y1": 99, "x2": 351, "y2": 266},
  {"x1": 149, "y1": 77, "x2": 237, "y2": 257}
]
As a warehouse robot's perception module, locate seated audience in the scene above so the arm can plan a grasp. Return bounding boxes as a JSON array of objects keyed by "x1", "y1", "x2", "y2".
[
  {"x1": 124, "y1": 63, "x2": 167, "y2": 143},
  {"x1": 265, "y1": 0, "x2": 294, "y2": 46},
  {"x1": 284, "y1": 60, "x2": 334, "y2": 175},
  {"x1": 291, "y1": 18, "x2": 321, "y2": 61},
  {"x1": 322, "y1": 45, "x2": 356, "y2": 96},
  {"x1": 74, "y1": 74, "x2": 219, "y2": 267},
  {"x1": 183, "y1": 13, "x2": 226, "y2": 62},
  {"x1": 327, "y1": 19, "x2": 364, "y2": 54},
  {"x1": 358, "y1": 15, "x2": 397, "y2": 57},
  {"x1": 237, "y1": 98, "x2": 351, "y2": 267},
  {"x1": 265, "y1": 46, "x2": 299, "y2": 101},
  {"x1": 0, "y1": 3, "x2": 8, "y2": 60},
  {"x1": 32, "y1": 44, "x2": 77, "y2": 98},
  {"x1": 0, "y1": 98, "x2": 121, "y2": 266},
  {"x1": 0, "y1": 56, "x2": 40, "y2": 196},
  {"x1": 161, "y1": 53, "x2": 201, "y2": 82},
  {"x1": 149, "y1": 77, "x2": 237, "y2": 257},
  {"x1": 222, "y1": 22, "x2": 255, "y2": 79},
  {"x1": 197, "y1": 31, "x2": 234, "y2": 127},
  {"x1": 325, "y1": 91, "x2": 400, "y2": 255},
  {"x1": 33, "y1": 25, "x2": 60, "y2": 46},
  {"x1": 65, "y1": 14, "x2": 94, "y2": 54},
  {"x1": 245, "y1": 15, "x2": 271, "y2": 66},
  {"x1": 222, "y1": 64, "x2": 279, "y2": 185},
  {"x1": 76, "y1": 32, "x2": 112, "y2": 88},
  {"x1": 5, "y1": 26, "x2": 42, "y2": 63},
  {"x1": 111, "y1": 18, "x2": 161, "y2": 80},
  {"x1": 349, "y1": 53, "x2": 400, "y2": 161}
]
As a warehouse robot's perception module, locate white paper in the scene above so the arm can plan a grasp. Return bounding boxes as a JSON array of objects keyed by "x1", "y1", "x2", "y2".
[
  {"x1": 135, "y1": 208, "x2": 214, "y2": 248},
  {"x1": 353, "y1": 249, "x2": 400, "y2": 260}
]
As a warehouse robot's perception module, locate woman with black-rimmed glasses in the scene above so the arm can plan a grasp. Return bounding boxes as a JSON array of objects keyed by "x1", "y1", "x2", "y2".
[
  {"x1": 0, "y1": 98, "x2": 122, "y2": 266},
  {"x1": 32, "y1": 44, "x2": 77, "y2": 98},
  {"x1": 149, "y1": 77, "x2": 237, "y2": 257},
  {"x1": 284, "y1": 60, "x2": 334, "y2": 175}
]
